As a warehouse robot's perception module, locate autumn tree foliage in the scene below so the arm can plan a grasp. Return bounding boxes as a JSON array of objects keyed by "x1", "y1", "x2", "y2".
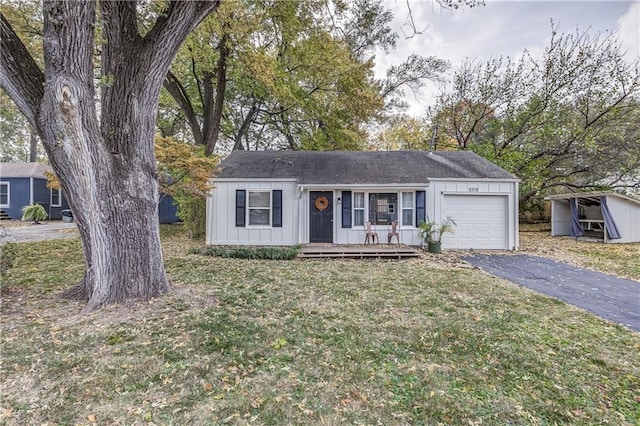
[
  {"x1": 1, "y1": 1, "x2": 219, "y2": 311},
  {"x1": 433, "y1": 25, "x2": 640, "y2": 203},
  {"x1": 155, "y1": 136, "x2": 219, "y2": 239},
  {"x1": 158, "y1": 0, "x2": 468, "y2": 154}
]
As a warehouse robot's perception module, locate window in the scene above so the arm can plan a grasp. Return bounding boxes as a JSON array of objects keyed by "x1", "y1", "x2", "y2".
[
  {"x1": 51, "y1": 188, "x2": 61, "y2": 207},
  {"x1": 368, "y1": 193, "x2": 397, "y2": 225},
  {"x1": 248, "y1": 191, "x2": 271, "y2": 226},
  {"x1": 0, "y1": 182, "x2": 8, "y2": 206},
  {"x1": 402, "y1": 192, "x2": 414, "y2": 226},
  {"x1": 353, "y1": 192, "x2": 365, "y2": 226}
]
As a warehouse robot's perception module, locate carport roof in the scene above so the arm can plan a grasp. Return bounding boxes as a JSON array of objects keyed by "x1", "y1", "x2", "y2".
[
  {"x1": 546, "y1": 191, "x2": 640, "y2": 207},
  {"x1": 214, "y1": 150, "x2": 516, "y2": 185}
]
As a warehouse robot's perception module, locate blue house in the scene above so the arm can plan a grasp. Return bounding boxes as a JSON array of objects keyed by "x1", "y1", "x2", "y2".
[
  {"x1": 1, "y1": 162, "x2": 181, "y2": 223},
  {"x1": 0, "y1": 162, "x2": 69, "y2": 220},
  {"x1": 158, "y1": 194, "x2": 180, "y2": 224}
]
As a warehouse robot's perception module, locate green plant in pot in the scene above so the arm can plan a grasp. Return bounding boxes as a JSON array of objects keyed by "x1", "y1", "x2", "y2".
[
  {"x1": 418, "y1": 216, "x2": 456, "y2": 254},
  {"x1": 21, "y1": 204, "x2": 48, "y2": 224}
]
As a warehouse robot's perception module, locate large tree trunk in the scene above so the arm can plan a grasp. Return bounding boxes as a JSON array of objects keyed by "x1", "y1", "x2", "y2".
[{"x1": 1, "y1": 1, "x2": 219, "y2": 311}]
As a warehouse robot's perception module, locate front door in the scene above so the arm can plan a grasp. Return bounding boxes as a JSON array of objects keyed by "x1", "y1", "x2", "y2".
[{"x1": 310, "y1": 191, "x2": 333, "y2": 243}]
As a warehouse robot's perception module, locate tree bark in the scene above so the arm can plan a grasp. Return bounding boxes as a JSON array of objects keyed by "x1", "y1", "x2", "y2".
[
  {"x1": 164, "y1": 71, "x2": 205, "y2": 145},
  {"x1": 1, "y1": 1, "x2": 219, "y2": 311},
  {"x1": 204, "y1": 33, "x2": 229, "y2": 155},
  {"x1": 28, "y1": 129, "x2": 38, "y2": 162}
]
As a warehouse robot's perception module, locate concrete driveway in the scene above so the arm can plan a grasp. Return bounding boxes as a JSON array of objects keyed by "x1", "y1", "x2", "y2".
[
  {"x1": 464, "y1": 254, "x2": 640, "y2": 332},
  {"x1": 0, "y1": 221, "x2": 78, "y2": 244}
]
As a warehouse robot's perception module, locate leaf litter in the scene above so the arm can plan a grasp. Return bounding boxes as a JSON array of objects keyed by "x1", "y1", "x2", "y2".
[{"x1": 0, "y1": 226, "x2": 638, "y2": 424}]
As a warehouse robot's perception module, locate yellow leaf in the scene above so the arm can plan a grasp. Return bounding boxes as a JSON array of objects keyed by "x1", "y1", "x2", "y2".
[{"x1": 87, "y1": 414, "x2": 97, "y2": 423}]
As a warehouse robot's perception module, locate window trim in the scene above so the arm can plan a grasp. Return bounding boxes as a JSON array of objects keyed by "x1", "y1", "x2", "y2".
[
  {"x1": 401, "y1": 191, "x2": 414, "y2": 227},
  {"x1": 0, "y1": 182, "x2": 9, "y2": 207},
  {"x1": 50, "y1": 187, "x2": 61, "y2": 207},
  {"x1": 352, "y1": 191, "x2": 365, "y2": 227},
  {"x1": 351, "y1": 191, "x2": 420, "y2": 228},
  {"x1": 247, "y1": 190, "x2": 272, "y2": 227}
]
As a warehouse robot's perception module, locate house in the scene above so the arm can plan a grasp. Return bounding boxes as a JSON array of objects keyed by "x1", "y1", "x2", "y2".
[
  {"x1": 158, "y1": 195, "x2": 180, "y2": 224},
  {"x1": 546, "y1": 191, "x2": 640, "y2": 243},
  {"x1": 0, "y1": 162, "x2": 70, "y2": 220},
  {"x1": 206, "y1": 151, "x2": 520, "y2": 250},
  {"x1": 0, "y1": 162, "x2": 181, "y2": 223}
]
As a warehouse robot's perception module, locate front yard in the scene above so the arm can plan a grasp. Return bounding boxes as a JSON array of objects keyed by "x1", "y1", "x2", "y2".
[{"x1": 1, "y1": 225, "x2": 639, "y2": 424}]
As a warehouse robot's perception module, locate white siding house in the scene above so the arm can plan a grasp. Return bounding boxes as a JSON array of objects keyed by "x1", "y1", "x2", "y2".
[{"x1": 206, "y1": 151, "x2": 520, "y2": 250}]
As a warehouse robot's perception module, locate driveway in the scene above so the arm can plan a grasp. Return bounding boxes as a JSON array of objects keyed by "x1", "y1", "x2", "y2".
[
  {"x1": 0, "y1": 221, "x2": 78, "y2": 244},
  {"x1": 464, "y1": 254, "x2": 640, "y2": 332}
]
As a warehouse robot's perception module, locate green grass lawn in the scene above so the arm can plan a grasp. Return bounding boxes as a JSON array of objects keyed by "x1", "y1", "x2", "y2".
[{"x1": 1, "y1": 227, "x2": 639, "y2": 425}]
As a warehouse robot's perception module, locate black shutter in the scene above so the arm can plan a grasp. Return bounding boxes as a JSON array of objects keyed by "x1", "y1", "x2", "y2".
[
  {"x1": 235, "y1": 190, "x2": 246, "y2": 227},
  {"x1": 342, "y1": 190, "x2": 352, "y2": 228},
  {"x1": 416, "y1": 190, "x2": 426, "y2": 226},
  {"x1": 272, "y1": 190, "x2": 282, "y2": 227}
]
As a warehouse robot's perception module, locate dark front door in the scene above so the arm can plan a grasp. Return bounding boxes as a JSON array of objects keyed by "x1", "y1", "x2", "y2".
[{"x1": 310, "y1": 191, "x2": 333, "y2": 243}]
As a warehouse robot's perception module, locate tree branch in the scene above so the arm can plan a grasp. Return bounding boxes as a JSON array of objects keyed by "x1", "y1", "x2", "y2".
[
  {"x1": 0, "y1": 13, "x2": 44, "y2": 132},
  {"x1": 163, "y1": 71, "x2": 204, "y2": 145}
]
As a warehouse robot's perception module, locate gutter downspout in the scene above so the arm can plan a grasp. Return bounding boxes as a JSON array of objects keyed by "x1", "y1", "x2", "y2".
[{"x1": 29, "y1": 177, "x2": 34, "y2": 205}]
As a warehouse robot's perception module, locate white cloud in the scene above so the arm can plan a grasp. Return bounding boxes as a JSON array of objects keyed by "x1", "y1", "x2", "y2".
[{"x1": 616, "y1": 2, "x2": 640, "y2": 65}]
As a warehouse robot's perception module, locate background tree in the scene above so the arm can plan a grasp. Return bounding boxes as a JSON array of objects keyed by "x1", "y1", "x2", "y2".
[
  {"x1": 0, "y1": 92, "x2": 45, "y2": 162},
  {"x1": 1, "y1": 1, "x2": 219, "y2": 311},
  {"x1": 160, "y1": 0, "x2": 462, "y2": 154},
  {"x1": 0, "y1": 0, "x2": 44, "y2": 163},
  {"x1": 372, "y1": 115, "x2": 430, "y2": 151},
  {"x1": 432, "y1": 25, "x2": 640, "y2": 203}
]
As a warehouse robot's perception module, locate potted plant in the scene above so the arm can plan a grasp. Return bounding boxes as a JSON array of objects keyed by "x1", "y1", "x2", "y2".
[
  {"x1": 418, "y1": 216, "x2": 456, "y2": 254},
  {"x1": 21, "y1": 204, "x2": 48, "y2": 224}
]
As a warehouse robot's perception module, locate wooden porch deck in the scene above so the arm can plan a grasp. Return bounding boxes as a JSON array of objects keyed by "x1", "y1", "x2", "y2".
[{"x1": 297, "y1": 244, "x2": 422, "y2": 260}]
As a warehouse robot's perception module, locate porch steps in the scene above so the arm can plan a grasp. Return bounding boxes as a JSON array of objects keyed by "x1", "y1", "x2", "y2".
[
  {"x1": 297, "y1": 245, "x2": 421, "y2": 260},
  {"x1": 0, "y1": 210, "x2": 10, "y2": 220}
]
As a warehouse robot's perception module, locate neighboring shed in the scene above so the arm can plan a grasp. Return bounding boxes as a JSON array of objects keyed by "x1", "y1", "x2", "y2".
[
  {"x1": 546, "y1": 191, "x2": 640, "y2": 243},
  {"x1": 0, "y1": 162, "x2": 69, "y2": 220},
  {"x1": 207, "y1": 150, "x2": 520, "y2": 250}
]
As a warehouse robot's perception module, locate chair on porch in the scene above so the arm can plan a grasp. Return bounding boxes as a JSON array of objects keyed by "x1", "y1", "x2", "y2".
[
  {"x1": 364, "y1": 221, "x2": 379, "y2": 244},
  {"x1": 388, "y1": 220, "x2": 400, "y2": 244}
]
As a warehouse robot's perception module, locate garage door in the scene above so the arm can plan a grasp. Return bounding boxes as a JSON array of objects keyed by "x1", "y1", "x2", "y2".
[{"x1": 442, "y1": 195, "x2": 508, "y2": 249}]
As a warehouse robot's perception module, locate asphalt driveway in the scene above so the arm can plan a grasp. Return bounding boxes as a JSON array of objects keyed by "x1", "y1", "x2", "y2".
[
  {"x1": 0, "y1": 221, "x2": 78, "y2": 244},
  {"x1": 464, "y1": 254, "x2": 640, "y2": 332}
]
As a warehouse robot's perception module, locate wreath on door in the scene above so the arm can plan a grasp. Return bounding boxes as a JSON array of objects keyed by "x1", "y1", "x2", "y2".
[{"x1": 314, "y1": 196, "x2": 329, "y2": 211}]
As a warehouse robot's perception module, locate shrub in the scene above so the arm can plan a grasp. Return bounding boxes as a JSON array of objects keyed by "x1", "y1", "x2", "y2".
[
  {"x1": 21, "y1": 204, "x2": 48, "y2": 223},
  {"x1": 190, "y1": 245, "x2": 300, "y2": 260}
]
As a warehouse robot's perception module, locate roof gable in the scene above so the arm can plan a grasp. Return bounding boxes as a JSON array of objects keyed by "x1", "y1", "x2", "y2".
[
  {"x1": 214, "y1": 150, "x2": 516, "y2": 184},
  {"x1": 0, "y1": 162, "x2": 53, "y2": 180}
]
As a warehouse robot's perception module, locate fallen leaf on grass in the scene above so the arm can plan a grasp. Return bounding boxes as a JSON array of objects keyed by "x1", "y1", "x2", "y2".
[{"x1": 272, "y1": 337, "x2": 288, "y2": 349}]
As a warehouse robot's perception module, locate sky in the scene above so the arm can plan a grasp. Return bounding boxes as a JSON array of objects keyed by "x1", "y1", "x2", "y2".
[{"x1": 374, "y1": 0, "x2": 640, "y2": 115}]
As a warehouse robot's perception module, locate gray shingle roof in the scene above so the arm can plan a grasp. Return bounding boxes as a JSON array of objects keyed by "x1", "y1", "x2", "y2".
[
  {"x1": 215, "y1": 150, "x2": 516, "y2": 184},
  {"x1": 0, "y1": 162, "x2": 53, "y2": 180}
]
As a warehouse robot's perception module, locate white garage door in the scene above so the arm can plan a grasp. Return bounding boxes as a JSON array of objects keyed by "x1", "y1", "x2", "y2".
[{"x1": 442, "y1": 195, "x2": 508, "y2": 249}]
